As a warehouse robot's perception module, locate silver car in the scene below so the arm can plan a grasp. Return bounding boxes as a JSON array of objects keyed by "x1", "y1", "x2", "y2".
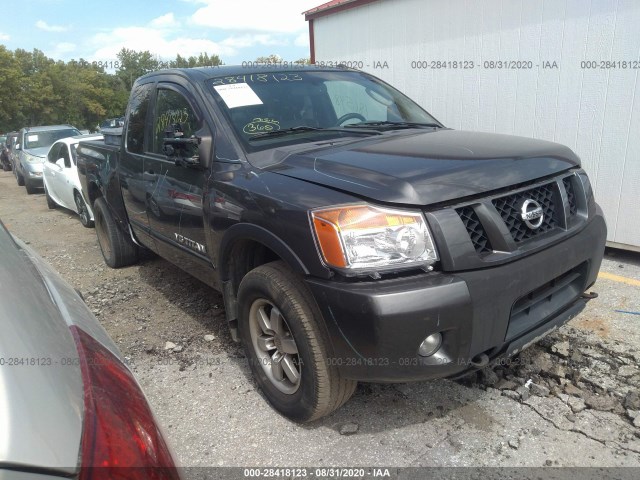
[
  {"x1": 14, "y1": 125, "x2": 80, "y2": 194},
  {"x1": 0, "y1": 221, "x2": 181, "y2": 478}
]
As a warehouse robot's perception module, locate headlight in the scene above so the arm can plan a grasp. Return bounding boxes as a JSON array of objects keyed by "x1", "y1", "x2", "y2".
[
  {"x1": 310, "y1": 204, "x2": 438, "y2": 273},
  {"x1": 25, "y1": 154, "x2": 41, "y2": 163}
]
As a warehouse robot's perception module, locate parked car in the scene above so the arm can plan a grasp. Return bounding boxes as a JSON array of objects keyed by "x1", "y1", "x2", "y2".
[
  {"x1": 97, "y1": 117, "x2": 124, "y2": 132},
  {"x1": 43, "y1": 134, "x2": 103, "y2": 227},
  {"x1": 14, "y1": 125, "x2": 80, "y2": 193},
  {"x1": 0, "y1": 221, "x2": 181, "y2": 478},
  {"x1": 77, "y1": 66, "x2": 606, "y2": 422},
  {"x1": 0, "y1": 134, "x2": 8, "y2": 170},
  {"x1": 5, "y1": 131, "x2": 19, "y2": 171}
]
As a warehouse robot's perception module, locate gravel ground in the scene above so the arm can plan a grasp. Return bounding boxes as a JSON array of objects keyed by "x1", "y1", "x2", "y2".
[{"x1": 1, "y1": 170, "x2": 639, "y2": 468}]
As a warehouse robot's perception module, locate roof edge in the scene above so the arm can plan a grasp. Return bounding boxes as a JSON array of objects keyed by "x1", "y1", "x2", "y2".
[{"x1": 304, "y1": 0, "x2": 381, "y2": 20}]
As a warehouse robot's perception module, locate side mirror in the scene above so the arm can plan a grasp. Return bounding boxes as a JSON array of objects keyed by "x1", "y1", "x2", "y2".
[
  {"x1": 56, "y1": 158, "x2": 66, "y2": 169},
  {"x1": 162, "y1": 123, "x2": 201, "y2": 167}
]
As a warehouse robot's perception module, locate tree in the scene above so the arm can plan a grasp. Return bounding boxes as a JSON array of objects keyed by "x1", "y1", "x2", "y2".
[
  {"x1": 255, "y1": 54, "x2": 283, "y2": 64},
  {"x1": 0, "y1": 46, "x2": 24, "y2": 131},
  {"x1": 170, "y1": 52, "x2": 223, "y2": 68},
  {"x1": 0, "y1": 47, "x2": 224, "y2": 133},
  {"x1": 115, "y1": 48, "x2": 159, "y2": 92},
  {"x1": 12, "y1": 49, "x2": 58, "y2": 126}
]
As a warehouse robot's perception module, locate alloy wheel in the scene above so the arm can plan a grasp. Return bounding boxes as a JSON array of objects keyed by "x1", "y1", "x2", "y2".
[
  {"x1": 248, "y1": 299, "x2": 301, "y2": 394},
  {"x1": 75, "y1": 194, "x2": 90, "y2": 225}
]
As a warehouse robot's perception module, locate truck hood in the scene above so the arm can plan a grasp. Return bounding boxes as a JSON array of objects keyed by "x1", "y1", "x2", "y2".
[{"x1": 268, "y1": 130, "x2": 580, "y2": 205}]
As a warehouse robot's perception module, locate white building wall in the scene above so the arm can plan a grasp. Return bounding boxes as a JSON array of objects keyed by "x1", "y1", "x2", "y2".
[{"x1": 312, "y1": 0, "x2": 640, "y2": 250}]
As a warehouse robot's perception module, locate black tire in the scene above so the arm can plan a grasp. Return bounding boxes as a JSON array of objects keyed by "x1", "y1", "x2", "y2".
[
  {"x1": 44, "y1": 184, "x2": 57, "y2": 209},
  {"x1": 93, "y1": 197, "x2": 138, "y2": 268},
  {"x1": 238, "y1": 261, "x2": 357, "y2": 422},
  {"x1": 16, "y1": 171, "x2": 25, "y2": 186},
  {"x1": 75, "y1": 191, "x2": 94, "y2": 228},
  {"x1": 25, "y1": 181, "x2": 37, "y2": 194}
]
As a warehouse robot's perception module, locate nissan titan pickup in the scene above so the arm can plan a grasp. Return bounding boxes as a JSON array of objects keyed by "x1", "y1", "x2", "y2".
[{"x1": 76, "y1": 66, "x2": 607, "y2": 422}]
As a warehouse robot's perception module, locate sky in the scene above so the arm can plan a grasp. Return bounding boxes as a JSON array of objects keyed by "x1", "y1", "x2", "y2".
[{"x1": 1, "y1": 0, "x2": 324, "y2": 65}]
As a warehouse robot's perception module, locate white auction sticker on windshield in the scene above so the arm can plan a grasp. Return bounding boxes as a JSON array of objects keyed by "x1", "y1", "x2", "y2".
[
  {"x1": 214, "y1": 83, "x2": 263, "y2": 109},
  {"x1": 27, "y1": 134, "x2": 39, "y2": 142}
]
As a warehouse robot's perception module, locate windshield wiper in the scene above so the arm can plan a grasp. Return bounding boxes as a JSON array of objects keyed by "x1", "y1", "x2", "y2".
[
  {"x1": 349, "y1": 121, "x2": 444, "y2": 130},
  {"x1": 248, "y1": 126, "x2": 380, "y2": 141}
]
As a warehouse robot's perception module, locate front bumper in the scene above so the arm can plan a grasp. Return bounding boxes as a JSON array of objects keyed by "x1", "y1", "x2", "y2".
[
  {"x1": 22, "y1": 163, "x2": 44, "y2": 186},
  {"x1": 306, "y1": 210, "x2": 606, "y2": 382},
  {"x1": 25, "y1": 175, "x2": 44, "y2": 187}
]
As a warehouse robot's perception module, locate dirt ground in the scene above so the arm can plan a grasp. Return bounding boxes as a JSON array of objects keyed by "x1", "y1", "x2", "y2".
[{"x1": 1, "y1": 170, "x2": 639, "y2": 469}]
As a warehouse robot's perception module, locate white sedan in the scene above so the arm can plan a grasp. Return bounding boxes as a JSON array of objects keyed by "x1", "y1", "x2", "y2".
[{"x1": 43, "y1": 134, "x2": 103, "y2": 228}]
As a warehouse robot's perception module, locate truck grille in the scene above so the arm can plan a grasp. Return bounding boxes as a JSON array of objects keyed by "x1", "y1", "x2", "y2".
[
  {"x1": 444, "y1": 170, "x2": 589, "y2": 268},
  {"x1": 456, "y1": 206, "x2": 492, "y2": 254},
  {"x1": 453, "y1": 173, "x2": 586, "y2": 257},
  {"x1": 492, "y1": 183, "x2": 557, "y2": 243},
  {"x1": 563, "y1": 177, "x2": 578, "y2": 216}
]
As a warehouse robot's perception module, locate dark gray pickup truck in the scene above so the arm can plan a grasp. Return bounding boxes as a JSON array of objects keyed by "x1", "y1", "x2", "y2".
[{"x1": 77, "y1": 65, "x2": 606, "y2": 422}]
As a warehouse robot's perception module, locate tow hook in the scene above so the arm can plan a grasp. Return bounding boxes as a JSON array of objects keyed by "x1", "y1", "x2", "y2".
[
  {"x1": 581, "y1": 291, "x2": 598, "y2": 300},
  {"x1": 470, "y1": 353, "x2": 490, "y2": 368}
]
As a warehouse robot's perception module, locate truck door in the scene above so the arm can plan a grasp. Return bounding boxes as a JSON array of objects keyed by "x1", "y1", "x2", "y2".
[
  {"x1": 121, "y1": 82, "x2": 156, "y2": 249},
  {"x1": 145, "y1": 83, "x2": 212, "y2": 276}
]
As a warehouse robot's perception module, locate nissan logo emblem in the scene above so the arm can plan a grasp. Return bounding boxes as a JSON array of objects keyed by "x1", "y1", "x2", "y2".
[{"x1": 520, "y1": 199, "x2": 544, "y2": 229}]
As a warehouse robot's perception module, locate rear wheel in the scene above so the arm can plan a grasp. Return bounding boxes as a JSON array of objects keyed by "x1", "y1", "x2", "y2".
[
  {"x1": 93, "y1": 197, "x2": 138, "y2": 268},
  {"x1": 237, "y1": 261, "x2": 357, "y2": 422},
  {"x1": 44, "y1": 184, "x2": 57, "y2": 209},
  {"x1": 75, "y1": 191, "x2": 94, "y2": 228}
]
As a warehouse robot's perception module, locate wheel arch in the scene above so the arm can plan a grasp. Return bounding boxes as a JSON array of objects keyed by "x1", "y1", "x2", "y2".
[
  {"x1": 86, "y1": 180, "x2": 102, "y2": 207},
  {"x1": 218, "y1": 223, "x2": 310, "y2": 339}
]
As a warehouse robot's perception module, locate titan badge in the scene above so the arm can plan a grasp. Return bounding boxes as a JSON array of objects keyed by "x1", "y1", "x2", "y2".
[{"x1": 174, "y1": 233, "x2": 207, "y2": 254}]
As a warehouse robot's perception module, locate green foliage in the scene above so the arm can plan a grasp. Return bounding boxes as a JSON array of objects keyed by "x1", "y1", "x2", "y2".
[
  {"x1": 170, "y1": 52, "x2": 223, "y2": 69},
  {"x1": 255, "y1": 54, "x2": 283, "y2": 64},
  {"x1": 254, "y1": 55, "x2": 309, "y2": 66},
  {"x1": 0, "y1": 47, "x2": 224, "y2": 133}
]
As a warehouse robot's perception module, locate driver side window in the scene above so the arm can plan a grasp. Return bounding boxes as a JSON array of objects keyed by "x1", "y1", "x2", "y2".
[
  {"x1": 152, "y1": 89, "x2": 197, "y2": 155},
  {"x1": 61, "y1": 146, "x2": 71, "y2": 168},
  {"x1": 48, "y1": 144, "x2": 62, "y2": 164}
]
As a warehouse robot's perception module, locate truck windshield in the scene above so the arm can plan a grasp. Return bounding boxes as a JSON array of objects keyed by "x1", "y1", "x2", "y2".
[
  {"x1": 207, "y1": 70, "x2": 440, "y2": 151},
  {"x1": 24, "y1": 129, "x2": 80, "y2": 150}
]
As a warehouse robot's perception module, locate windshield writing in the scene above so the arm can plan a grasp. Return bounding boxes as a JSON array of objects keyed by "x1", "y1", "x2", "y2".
[{"x1": 208, "y1": 70, "x2": 439, "y2": 152}]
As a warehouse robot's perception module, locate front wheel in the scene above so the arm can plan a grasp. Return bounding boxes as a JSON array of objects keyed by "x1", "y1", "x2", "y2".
[
  {"x1": 237, "y1": 261, "x2": 357, "y2": 422},
  {"x1": 93, "y1": 197, "x2": 138, "y2": 268},
  {"x1": 16, "y1": 171, "x2": 24, "y2": 186},
  {"x1": 75, "y1": 191, "x2": 94, "y2": 228}
]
